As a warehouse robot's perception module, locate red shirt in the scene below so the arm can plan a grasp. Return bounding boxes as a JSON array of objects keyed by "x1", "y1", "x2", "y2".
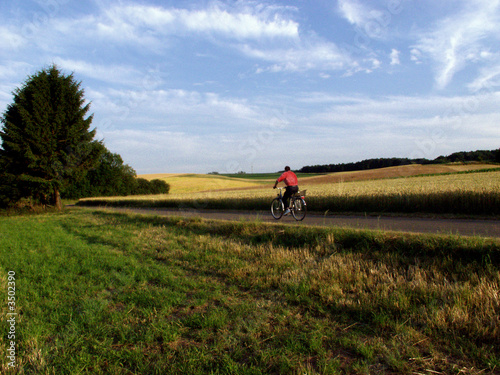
[{"x1": 277, "y1": 171, "x2": 298, "y2": 186}]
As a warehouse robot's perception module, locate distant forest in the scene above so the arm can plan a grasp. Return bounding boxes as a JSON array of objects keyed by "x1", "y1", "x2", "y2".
[{"x1": 298, "y1": 149, "x2": 500, "y2": 174}]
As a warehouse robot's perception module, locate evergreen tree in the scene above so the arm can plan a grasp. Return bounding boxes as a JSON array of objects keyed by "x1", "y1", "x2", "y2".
[{"x1": 0, "y1": 65, "x2": 101, "y2": 209}]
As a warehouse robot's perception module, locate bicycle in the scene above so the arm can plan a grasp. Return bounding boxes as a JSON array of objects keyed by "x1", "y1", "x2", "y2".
[{"x1": 270, "y1": 187, "x2": 307, "y2": 221}]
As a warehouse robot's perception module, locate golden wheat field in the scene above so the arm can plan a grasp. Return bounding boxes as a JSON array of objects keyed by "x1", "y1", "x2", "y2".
[
  {"x1": 136, "y1": 164, "x2": 500, "y2": 200},
  {"x1": 81, "y1": 164, "x2": 500, "y2": 215},
  {"x1": 144, "y1": 170, "x2": 499, "y2": 204},
  {"x1": 139, "y1": 163, "x2": 500, "y2": 196},
  {"x1": 140, "y1": 173, "x2": 265, "y2": 194}
]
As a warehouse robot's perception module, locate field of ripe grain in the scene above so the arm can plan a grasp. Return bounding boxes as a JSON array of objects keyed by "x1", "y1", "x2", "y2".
[
  {"x1": 309, "y1": 169, "x2": 500, "y2": 197},
  {"x1": 139, "y1": 163, "x2": 499, "y2": 194},
  {"x1": 140, "y1": 173, "x2": 266, "y2": 194},
  {"x1": 302, "y1": 163, "x2": 500, "y2": 185},
  {"x1": 305, "y1": 169, "x2": 500, "y2": 215},
  {"x1": 128, "y1": 166, "x2": 500, "y2": 201},
  {"x1": 82, "y1": 166, "x2": 500, "y2": 216}
]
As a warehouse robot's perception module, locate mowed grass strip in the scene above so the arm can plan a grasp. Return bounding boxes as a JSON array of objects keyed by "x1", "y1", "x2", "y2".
[{"x1": 0, "y1": 209, "x2": 499, "y2": 374}]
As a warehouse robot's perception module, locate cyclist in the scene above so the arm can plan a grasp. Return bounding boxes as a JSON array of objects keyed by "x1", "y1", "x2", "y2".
[{"x1": 273, "y1": 166, "x2": 299, "y2": 216}]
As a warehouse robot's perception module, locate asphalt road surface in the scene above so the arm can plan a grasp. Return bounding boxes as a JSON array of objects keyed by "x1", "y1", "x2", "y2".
[{"x1": 96, "y1": 207, "x2": 500, "y2": 239}]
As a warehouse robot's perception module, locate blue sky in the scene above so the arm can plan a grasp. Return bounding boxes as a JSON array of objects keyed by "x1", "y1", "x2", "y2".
[{"x1": 1, "y1": 0, "x2": 499, "y2": 174}]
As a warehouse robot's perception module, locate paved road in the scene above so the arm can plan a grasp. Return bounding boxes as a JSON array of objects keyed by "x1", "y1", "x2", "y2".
[{"x1": 98, "y1": 207, "x2": 500, "y2": 238}]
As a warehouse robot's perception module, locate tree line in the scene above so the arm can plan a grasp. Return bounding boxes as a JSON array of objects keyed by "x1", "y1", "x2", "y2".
[
  {"x1": 298, "y1": 150, "x2": 500, "y2": 174},
  {"x1": 62, "y1": 143, "x2": 170, "y2": 200},
  {"x1": 0, "y1": 65, "x2": 169, "y2": 210}
]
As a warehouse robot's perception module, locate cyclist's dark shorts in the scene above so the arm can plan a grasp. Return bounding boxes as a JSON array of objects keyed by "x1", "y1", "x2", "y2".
[{"x1": 283, "y1": 185, "x2": 299, "y2": 205}]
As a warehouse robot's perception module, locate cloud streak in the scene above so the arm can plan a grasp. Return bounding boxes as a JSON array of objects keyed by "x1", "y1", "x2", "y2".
[
  {"x1": 413, "y1": 0, "x2": 500, "y2": 89},
  {"x1": 337, "y1": 0, "x2": 393, "y2": 39},
  {"x1": 93, "y1": 3, "x2": 363, "y2": 74},
  {"x1": 97, "y1": 3, "x2": 299, "y2": 41}
]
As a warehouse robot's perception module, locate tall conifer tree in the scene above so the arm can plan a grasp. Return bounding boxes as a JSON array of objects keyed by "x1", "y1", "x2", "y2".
[{"x1": 0, "y1": 65, "x2": 101, "y2": 209}]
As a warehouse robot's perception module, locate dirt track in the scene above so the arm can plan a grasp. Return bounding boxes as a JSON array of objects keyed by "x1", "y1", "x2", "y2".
[{"x1": 96, "y1": 207, "x2": 500, "y2": 239}]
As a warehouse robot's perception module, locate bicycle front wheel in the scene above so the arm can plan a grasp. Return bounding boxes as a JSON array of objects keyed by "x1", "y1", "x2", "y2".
[
  {"x1": 291, "y1": 197, "x2": 307, "y2": 221},
  {"x1": 271, "y1": 198, "x2": 284, "y2": 219}
]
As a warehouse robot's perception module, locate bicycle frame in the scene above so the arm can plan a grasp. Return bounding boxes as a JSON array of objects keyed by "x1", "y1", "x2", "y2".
[
  {"x1": 276, "y1": 187, "x2": 286, "y2": 204},
  {"x1": 271, "y1": 187, "x2": 307, "y2": 221}
]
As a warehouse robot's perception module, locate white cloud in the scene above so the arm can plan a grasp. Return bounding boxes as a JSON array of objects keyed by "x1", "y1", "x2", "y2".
[
  {"x1": 95, "y1": 3, "x2": 381, "y2": 76},
  {"x1": 98, "y1": 3, "x2": 299, "y2": 41},
  {"x1": 53, "y1": 2, "x2": 365, "y2": 76},
  {"x1": 468, "y1": 62, "x2": 500, "y2": 92},
  {"x1": 107, "y1": 129, "x2": 198, "y2": 153},
  {"x1": 413, "y1": 0, "x2": 500, "y2": 89},
  {"x1": 242, "y1": 42, "x2": 346, "y2": 72},
  {"x1": 241, "y1": 38, "x2": 377, "y2": 74},
  {"x1": 390, "y1": 49, "x2": 400, "y2": 65},
  {"x1": 89, "y1": 87, "x2": 263, "y2": 136},
  {"x1": 410, "y1": 48, "x2": 422, "y2": 64},
  {"x1": 369, "y1": 58, "x2": 381, "y2": 70},
  {"x1": 103, "y1": 126, "x2": 285, "y2": 174},
  {"x1": 337, "y1": 0, "x2": 389, "y2": 39},
  {"x1": 296, "y1": 91, "x2": 500, "y2": 130},
  {"x1": 103, "y1": 129, "x2": 204, "y2": 173},
  {"x1": 3, "y1": 1, "x2": 375, "y2": 79},
  {"x1": 178, "y1": 6, "x2": 298, "y2": 39},
  {"x1": 289, "y1": 90, "x2": 500, "y2": 163},
  {"x1": 338, "y1": 0, "x2": 373, "y2": 27},
  {"x1": 53, "y1": 58, "x2": 143, "y2": 86},
  {"x1": 0, "y1": 61, "x2": 32, "y2": 81},
  {"x1": 0, "y1": 26, "x2": 25, "y2": 50},
  {"x1": 15, "y1": 2, "x2": 300, "y2": 64}
]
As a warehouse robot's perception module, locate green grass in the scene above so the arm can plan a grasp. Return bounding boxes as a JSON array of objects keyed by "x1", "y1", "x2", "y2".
[{"x1": 1, "y1": 209, "x2": 499, "y2": 374}]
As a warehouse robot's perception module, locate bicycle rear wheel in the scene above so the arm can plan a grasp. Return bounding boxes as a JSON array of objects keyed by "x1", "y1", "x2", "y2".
[
  {"x1": 291, "y1": 197, "x2": 307, "y2": 221},
  {"x1": 271, "y1": 198, "x2": 284, "y2": 219}
]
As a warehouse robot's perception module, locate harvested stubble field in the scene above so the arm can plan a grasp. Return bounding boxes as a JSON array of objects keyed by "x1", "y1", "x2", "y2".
[{"x1": 80, "y1": 164, "x2": 500, "y2": 216}]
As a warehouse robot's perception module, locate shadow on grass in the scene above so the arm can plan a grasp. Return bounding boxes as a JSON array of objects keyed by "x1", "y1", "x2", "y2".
[
  {"x1": 87, "y1": 210, "x2": 500, "y2": 267},
  {"x1": 60, "y1": 209, "x2": 500, "y2": 372}
]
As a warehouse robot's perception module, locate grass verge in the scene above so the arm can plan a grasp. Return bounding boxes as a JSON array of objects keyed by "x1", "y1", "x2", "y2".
[{"x1": 0, "y1": 209, "x2": 499, "y2": 374}]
